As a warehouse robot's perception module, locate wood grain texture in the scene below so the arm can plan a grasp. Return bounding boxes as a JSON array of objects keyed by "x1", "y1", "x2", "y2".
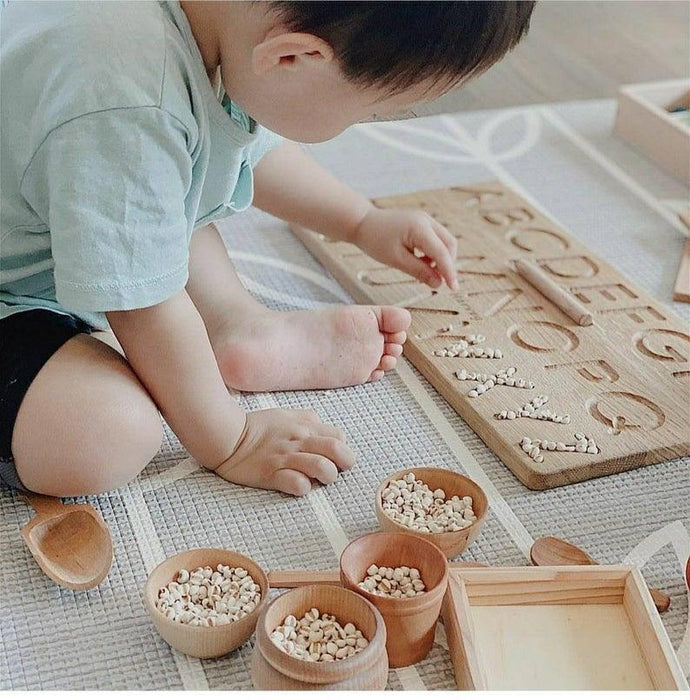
[
  {"x1": 374, "y1": 467, "x2": 487, "y2": 558},
  {"x1": 673, "y1": 240, "x2": 690, "y2": 303},
  {"x1": 20, "y1": 492, "x2": 112, "y2": 591},
  {"x1": 251, "y1": 584, "x2": 388, "y2": 690},
  {"x1": 291, "y1": 182, "x2": 690, "y2": 489},
  {"x1": 530, "y1": 536, "x2": 670, "y2": 612},
  {"x1": 143, "y1": 548, "x2": 269, "y2": 659},
  {"x1": 623, "y1": 569, "x2": 689, "y2": 690},
  {"x1": 414, "y1": 1, "x2": 690, "y2": 115},
  {"x1": 442, "y1": 574, "x2": 485, "y2": 690},
  {"x1": 614, "y1": 79, "x2": 690, "y2": 183},
  {"x1": 268, "y1": 561, "x2": 488, "y2": 589},
  {"x1": 444, "y1": 566, "x2": 688, "y2": 690},
  {"x1": 339, "y1": 532, "x2": 449, "y2": 668}
]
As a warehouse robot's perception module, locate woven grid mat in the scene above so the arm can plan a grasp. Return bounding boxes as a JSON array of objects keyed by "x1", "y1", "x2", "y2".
[{"x1": 1, "y1": 99, "x2": 688, "y2": 689}]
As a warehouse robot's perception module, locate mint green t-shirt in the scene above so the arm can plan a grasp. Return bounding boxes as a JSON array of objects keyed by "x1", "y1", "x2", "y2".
[{"x1": 0, "y1": 0, "x2": 282, "y2": 330}]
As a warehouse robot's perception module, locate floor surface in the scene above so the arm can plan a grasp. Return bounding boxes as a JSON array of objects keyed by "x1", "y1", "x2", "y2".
[{"x1": 416, "y1": 0, "x2": 690, "y2": 116}]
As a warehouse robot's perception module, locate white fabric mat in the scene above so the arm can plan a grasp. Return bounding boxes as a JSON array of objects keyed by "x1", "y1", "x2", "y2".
[{"x1": 1, "y1": 99, "x2": 688, "y2": 689}]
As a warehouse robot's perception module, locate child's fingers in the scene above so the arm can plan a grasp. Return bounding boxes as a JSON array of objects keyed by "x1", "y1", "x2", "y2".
[
  {"x1": 300, "y1": 436, "x2": 356, "y2": 471},
  {"x1": 272, "y1": 469, "x2": 313, "y2": 497},
  {"x1": 293, "y1": 408, "x2": 321, "y2": 424},
  {"x1": 410, "y1": 228, "x2": 458, "y2": 290},
  {"x1": 285, "y1": 453, "x2": 339, "y2": 485},
  {"x1": 431, "y1": 220, "x2": 458, "y2": 260},
  {"x1": 313, "y1": 423, "x2": 347, "y2": 442},
  {"x1": 398, "y1": 252, "x2": 444, "y2": 288}
]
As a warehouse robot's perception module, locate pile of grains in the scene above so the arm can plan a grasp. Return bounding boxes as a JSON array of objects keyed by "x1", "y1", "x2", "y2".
[
  {"x1": 155, "y1": 565, "x2": 261, "y2": 626},
  {"x1": 271, "y1": 608, "x2": 369, "y2": 662},
  {"x1": 433, "y1": 333, "x2": 504, "y2": 359},
  {"x1": 520, "y1": 433, "x2": 599, "y2": 463},
  {"x1": 380, "y1": 472, "x2": 477, "y2": 533},
  {"x1": 358, "y1": 564, "x2": 426, "y2": 598}
]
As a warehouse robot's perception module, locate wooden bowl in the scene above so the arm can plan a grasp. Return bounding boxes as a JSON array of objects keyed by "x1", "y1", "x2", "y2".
[
  {"x1": 144, "y1": 548, "x2": 269, "y2": 659},
  {"x1": 340, "y1": 532, "x2": 449, "y2": 668},
  {"x1": 375, "y1": 467, "x2": 488, "y2": 559},
  {"x1": 251, "y1": 584, "x2": 389, "y2": 690}
]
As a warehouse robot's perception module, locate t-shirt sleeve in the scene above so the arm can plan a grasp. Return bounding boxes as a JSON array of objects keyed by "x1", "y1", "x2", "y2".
[
  {"x1": 246, "y1": 125, "x2": 283, "y2": 168},
  {"x1": 21, "y1": 106, "x2": 193, "y2": 313}
]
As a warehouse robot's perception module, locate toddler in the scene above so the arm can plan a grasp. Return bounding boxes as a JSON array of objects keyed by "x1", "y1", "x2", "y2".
[{"x1": 0, "y1": 1, "x2": 534, "y2": 497}]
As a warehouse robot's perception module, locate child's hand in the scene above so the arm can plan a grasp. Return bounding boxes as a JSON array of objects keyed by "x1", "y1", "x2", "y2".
[
  {"x1": 212, "y1": 408, "x2": 355, "y2": 497},
  {"x1": 353, "y1": 206, "x2": 459, "y2": 290}
]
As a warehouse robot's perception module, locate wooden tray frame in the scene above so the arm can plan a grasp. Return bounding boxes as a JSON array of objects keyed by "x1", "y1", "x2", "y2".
[
  {"x1": 615, "y1": 78, "x2": 690, "y2": 184},
  {"x1": 442, "y1": 566, "x2": 688, "y2": 690}
]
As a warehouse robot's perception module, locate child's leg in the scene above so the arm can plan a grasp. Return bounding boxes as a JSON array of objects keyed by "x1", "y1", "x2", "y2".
[
  {"x1": 186, "y1": 224, "x2": 411, "y2": 392},
  {"x1": 12, "y1": 333, "x2": 163, "y2": 497}
]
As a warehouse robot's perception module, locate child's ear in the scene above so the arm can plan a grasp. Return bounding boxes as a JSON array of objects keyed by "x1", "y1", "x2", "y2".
[{"x1": 251, "y1": 32, "x2": 334, "y2": 75}]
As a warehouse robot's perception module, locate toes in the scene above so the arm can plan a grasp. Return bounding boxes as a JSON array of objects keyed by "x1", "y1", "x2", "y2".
[
  {"x1": 368, "y1": 369, "x2": 385, "y2": 382},
  {"x1": 385, "y1": 331, "x2": 408, "y2": 345},
  {"x1": 378, "y1": 355, "x2": 397, "y2": 372},
  {"x1": 384, "y1": 343, "x2": 403, "y2": 358},
  {"x1": 372, "y1": 306, "x2": 412, "y2": 334}
]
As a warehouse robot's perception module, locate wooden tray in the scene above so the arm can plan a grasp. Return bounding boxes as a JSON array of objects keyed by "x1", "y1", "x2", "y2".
[
  {"x1": 442, "y1": 566, "x2": 688, "y2": 690},
  {"x1": 291, "y1": 183, "x2": 690, "y2": 489},
  {"x1": 615, "y1": 79, "x2": 690, "y2": 184}
]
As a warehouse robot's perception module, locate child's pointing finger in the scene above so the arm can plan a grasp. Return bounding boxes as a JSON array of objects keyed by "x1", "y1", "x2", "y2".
[{"x1": 410, "y1": 225, "x2": 459, "y2": 291}]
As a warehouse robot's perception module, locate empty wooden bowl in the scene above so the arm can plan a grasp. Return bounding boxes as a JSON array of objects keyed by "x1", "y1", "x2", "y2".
[
  {"x1": 375, "y1": 467, "x2": 488, "y2": 558},
  {"x1": 144, "y1": 548, "x2": 269, "y2": 659},
  {"x1": 340, "y1": 532, "x2": 449, "y2": 668},
  {"x1": 251, "y1": 584, "x2": 389, "y2": 690}
]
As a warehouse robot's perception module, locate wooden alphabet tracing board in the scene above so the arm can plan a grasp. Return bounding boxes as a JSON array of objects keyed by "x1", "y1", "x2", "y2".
[{"x1": 291, "y1": 183, "x2": 690, "y2": 489}]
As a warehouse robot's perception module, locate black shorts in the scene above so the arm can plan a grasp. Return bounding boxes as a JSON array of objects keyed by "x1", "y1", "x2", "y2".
[{"x1": 0, "y1": 309, "x2": 92, "y2": 490}]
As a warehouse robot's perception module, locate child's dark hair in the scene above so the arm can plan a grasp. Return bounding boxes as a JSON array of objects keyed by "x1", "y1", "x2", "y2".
[{"x1": 269, "y1": 1, "x2": 536, "y2": 94}]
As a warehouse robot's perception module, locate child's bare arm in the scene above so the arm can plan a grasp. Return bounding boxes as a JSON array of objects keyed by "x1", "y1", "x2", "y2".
[
  {"x1": 252, "y1": 140, "x2": 373, "y2": 243},
  {"x1": 107, "y1": 289, "x2": 354, "y2": 495},
  {"x1": 107, "y1": 289, "x2": 245, "y2": 469},
  {"x1": 253, "y1": 141, "x2": 458, "y2": 290}
]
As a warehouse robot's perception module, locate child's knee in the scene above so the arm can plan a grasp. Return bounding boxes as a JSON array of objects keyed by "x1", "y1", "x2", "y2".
[
  {"x1": 18, "y1": 394, "x2": 163, "y2": 497},
  {"x1": 97, "y1": 397, "x2": 163, "y2": 491}
]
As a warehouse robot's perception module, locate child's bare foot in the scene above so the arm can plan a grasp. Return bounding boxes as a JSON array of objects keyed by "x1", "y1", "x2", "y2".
[{"x1": 212, "y1": 306, "x2": 410, "y2": 392}]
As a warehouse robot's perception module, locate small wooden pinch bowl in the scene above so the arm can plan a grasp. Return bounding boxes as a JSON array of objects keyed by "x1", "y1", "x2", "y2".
[
  {"x1": 144, "y1": 548, "x2": 269, "y2": 659},
  {"x1": 375, "y1": 467, "x2": 488, "y2": 559},
  {"x1": 340, "y1": 531, "x2": 449, "y2": 668},
  {"x1": 251, "y1": 584, "x2": 389, "y2": 690}
]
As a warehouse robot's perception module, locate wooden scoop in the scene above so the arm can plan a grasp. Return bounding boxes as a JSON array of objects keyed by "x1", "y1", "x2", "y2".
[
  {"x1": 20, "y1": 492, "x2": 113, "y2": 590},
  {"x1": 531, "y1": 536, "x2": 670, "y2": 613}
]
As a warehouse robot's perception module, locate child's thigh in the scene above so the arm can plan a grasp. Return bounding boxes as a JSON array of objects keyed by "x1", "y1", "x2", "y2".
[{"x1": 12, "y1": 333, "x2": 163, "y2": 497}]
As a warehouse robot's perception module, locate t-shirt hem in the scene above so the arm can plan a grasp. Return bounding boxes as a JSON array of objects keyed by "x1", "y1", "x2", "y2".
[{"x1": 55, "y1": 266, "x2": 189, "y2": 313}]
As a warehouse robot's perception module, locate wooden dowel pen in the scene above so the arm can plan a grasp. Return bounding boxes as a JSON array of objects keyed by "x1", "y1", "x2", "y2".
[{"x1": 514, "y1": 258, "x2": 593, "y2": 326}]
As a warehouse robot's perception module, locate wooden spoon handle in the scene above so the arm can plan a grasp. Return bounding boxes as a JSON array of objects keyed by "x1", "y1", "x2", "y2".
[
  {"x1": 19, "y1": 491, "x2": 67, "y2": 518},
  {"x1": 268, "y1": 569, "x2": 340, "y2": 588},
  {"x1": 268, "y1": 562, "x2": 489, "y2": 589},
  {"x1": 649, "y1": 587, "x2": 671, "y2": 613}
]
